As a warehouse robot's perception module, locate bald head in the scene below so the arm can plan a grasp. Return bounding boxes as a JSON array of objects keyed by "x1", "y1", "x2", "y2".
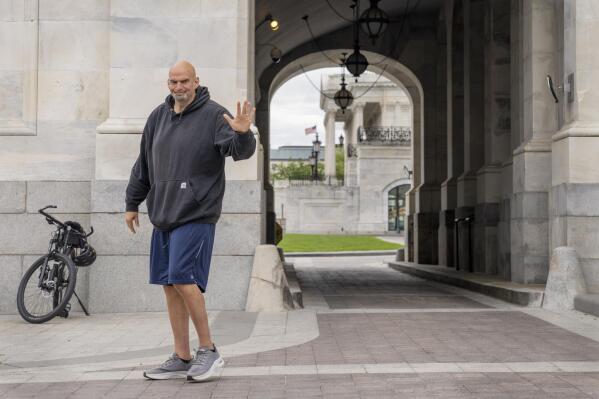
[
  {"x1": 169, "y1": 60, "x2": 197, "y2": 78},
  {"x1": 168, "y1": 60, "x2": 200, "y2": 109}
]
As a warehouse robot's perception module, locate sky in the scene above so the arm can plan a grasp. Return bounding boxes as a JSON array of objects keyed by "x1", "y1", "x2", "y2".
[{"x1": 270, "y1": 68, "x2": 343, "y2": 149}]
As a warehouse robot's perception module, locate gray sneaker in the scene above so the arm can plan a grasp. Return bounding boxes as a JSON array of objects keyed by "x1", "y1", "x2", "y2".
[
  {"x1": 187, "y1": 346, "x2": 224, "y2": 382},
  {"x1": 143, "y1": 353, "x2": 191, "y2": 380}
]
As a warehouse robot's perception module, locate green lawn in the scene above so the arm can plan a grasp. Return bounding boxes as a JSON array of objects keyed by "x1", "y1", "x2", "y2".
[{"x1": 278, "y1": 233, "x2": 403, "y2": 253}]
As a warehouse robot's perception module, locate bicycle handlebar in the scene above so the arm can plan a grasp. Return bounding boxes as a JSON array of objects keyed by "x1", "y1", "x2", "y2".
[
  {"x1": 39, "y1": 205, "x2": 65, "y2": 228},
  {"x1": 38, "y1": 205, "x2": 94, "y2": 237}
]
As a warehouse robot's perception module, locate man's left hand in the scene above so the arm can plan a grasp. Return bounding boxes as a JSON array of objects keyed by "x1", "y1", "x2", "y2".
[{"x1": 223, "y1": 100, "x2": 255, "y2": 133}]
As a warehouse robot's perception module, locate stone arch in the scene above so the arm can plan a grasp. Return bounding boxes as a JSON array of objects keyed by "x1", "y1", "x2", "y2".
[
  {"x1": 263, "y1": 51, "x2": 424, "y2": 239},
  {"x1": 255, "y1": 12, "x2": 440, "y2": 243},
  {"x1": 267, "y1": 50, "x2": 422, "y2": 181}
]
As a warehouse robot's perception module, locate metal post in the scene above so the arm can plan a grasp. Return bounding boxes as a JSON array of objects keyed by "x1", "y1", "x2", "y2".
[
  {"x1": 454, "y1": 218, "x2": 460, "y2": 271},
  {"x1": 466, "y1": 216, "x2": 474, "y2": 273},
  {"x1": 455, "y1": 216, "x2": 474, "y2": 273}
]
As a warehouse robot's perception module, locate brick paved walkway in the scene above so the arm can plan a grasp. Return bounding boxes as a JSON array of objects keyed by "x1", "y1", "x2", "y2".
[
  {"x1": 4, "y1": 372, "x2": 599, "y2": 398},
  {"x1": 3, "y1": 255, "x2": 599, "y2": 398},
  {"x1": 226, "y1": 311, "x2": 599, "y2": 367}
]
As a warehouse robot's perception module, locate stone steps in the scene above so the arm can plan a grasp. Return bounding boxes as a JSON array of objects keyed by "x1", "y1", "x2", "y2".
[{"x1": 283, "y1": 261, "x2": 303, "y2": 309}]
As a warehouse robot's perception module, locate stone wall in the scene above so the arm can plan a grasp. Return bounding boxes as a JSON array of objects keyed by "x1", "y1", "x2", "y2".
[
  {"x1": 274, "y1": 144, "x2": 411, "y2": 235},
  {"x1": 274, "y1": 183, "x2": 358, "y2": 234},
  {"x1": 356, "y1": 146, "x2": 411, "y2": 233},
  {"x1": 88, "y1": 180, "x2": 263, "y2": 312},
  {"x1": 549, "y1": 0, "x2": 599, "y2": 294},
  {"x1": 0, "y1": 0, "x2": 263, "y2": 314},
  {"x1": 0, "y1": 181, "x2": 91, "y2": 314}
]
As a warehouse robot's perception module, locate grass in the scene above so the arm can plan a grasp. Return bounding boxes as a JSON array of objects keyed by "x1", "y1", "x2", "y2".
[{"x1": 278, "y1": 233, "x2": 403, "y2": 253}]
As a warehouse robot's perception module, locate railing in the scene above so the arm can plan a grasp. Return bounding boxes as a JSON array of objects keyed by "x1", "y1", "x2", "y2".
[
  {"x1": 358, "y1": 126, "x2": 411, "y2": 146},
  {"x1": 273, "y1": 173, "x2": 344, "y2": 186},
  {"x1": 288, "y1": 177, "x2": 344, "y2": 187}
]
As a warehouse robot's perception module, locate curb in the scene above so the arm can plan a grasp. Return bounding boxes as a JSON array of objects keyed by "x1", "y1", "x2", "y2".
[
  {"x1": 388, "y1": 261, "x2": 545, "y2": 307},
  {"x1": 285, "y1": 250, "x2": 397, "y2": 257}
]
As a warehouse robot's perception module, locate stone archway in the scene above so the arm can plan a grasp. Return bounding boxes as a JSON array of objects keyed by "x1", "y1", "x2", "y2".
[{"x1": 261, "y1": 50, "x2": 425, "y2": 242}]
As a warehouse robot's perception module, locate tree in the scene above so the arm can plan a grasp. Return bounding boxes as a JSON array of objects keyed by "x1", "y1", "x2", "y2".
[
  {"x1": 270, "y1": 148, "x2": 345, "y2": 182},
  {"x1": 335, "y1": 147, "x2": 345, "y2": 181},
  {"x1": 271, "y1": 161, "x2": 324, "y2": 181}
]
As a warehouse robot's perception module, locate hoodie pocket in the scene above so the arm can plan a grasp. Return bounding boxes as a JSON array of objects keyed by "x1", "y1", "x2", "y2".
[
  {"x1": 187, "y1": 175, "x2": 224, "y2": 206},
  {"x1": 145, "y1": 179, "x2": 198, "y2": 228}
]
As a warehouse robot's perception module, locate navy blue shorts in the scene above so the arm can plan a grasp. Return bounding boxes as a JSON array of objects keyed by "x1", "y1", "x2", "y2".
[{"x1": 149, "y1": 223, "x2": 216, "y2": 292}]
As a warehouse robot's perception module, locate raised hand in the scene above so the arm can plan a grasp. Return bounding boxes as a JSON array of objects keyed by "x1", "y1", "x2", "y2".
[{"x1": 223, "y1": 100, "x2": 255, "y2": 134}]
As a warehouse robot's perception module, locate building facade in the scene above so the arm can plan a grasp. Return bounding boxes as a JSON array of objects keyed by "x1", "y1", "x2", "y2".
[
  {"x1": 0, "y1": 0, "x2": 263, "y2": 313},
  {"x1": 270, "y1": 145, "x2": 324, "y2": 169},
  {"x1": 2, "y1": 0, "x2": 599, "y2": 313},
  {"x1": 273, "y1": 72, "x2": 413, "y2": 234}
]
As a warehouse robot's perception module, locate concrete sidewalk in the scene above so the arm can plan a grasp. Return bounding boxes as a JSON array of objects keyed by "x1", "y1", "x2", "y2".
[
  {"x1": 0, "y1": 310, "x2": 317, "y2": 381},
  {"x1": 3, "y1": 255, "x2": 599, "y2": 398}
]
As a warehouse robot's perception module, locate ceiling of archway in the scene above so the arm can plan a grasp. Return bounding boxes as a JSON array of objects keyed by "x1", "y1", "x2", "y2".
[{"x1": 255, "y1": 0, "x2": 443, "y2": 82}]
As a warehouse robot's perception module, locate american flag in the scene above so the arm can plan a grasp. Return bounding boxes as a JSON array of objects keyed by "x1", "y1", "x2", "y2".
[{"x1": 304, "y1": 125, "x2": 317, "y2": 135}]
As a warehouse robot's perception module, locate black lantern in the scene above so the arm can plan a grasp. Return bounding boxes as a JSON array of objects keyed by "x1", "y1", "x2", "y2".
[
  {"x1": 335, "y1": 54, "x2": 354, "y2": 113},
  {"x1": 313, "y1": 133, "x2": 321, "y2": 153},
  {"x1": 334, "y1": 81, "x2": 353, "y2": 113},
  {"x1": 338, "y1": 134, "x2": 344, "y2": 147},
  {"x1": 345, "y1": 2, "x2": 369, "y2": 79},
  {"x1": 311, "y1": 133, "x2": 321, "y2": 180},
  {"x1": 345, "y1": 46, "x2": 369, "y2": 78},
  {"x1": 359, "y1": 0, "x2": 389, "y2": 44}
]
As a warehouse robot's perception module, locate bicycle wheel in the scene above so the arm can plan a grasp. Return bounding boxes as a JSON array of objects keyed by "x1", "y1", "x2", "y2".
[{"x1": 17, "y1": 253, "x2": 77, "y2": 324}]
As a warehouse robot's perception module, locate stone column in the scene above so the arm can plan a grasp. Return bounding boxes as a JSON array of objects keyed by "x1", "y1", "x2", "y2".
[
  {"x1": 510, "y1": 0, "x2": 557, "y2": 284},
  {"x1": 342, "y1": 122, "x2": 349, "y2": 161},
  {"x1": 342, "y1": 121, "x2": 350, "y2": 185},
  {"x1": 344, "y1": 105, "x2": 360, "y2": 187},
  {"x1": 432, "y1": 7, "x2": 449, "y2": 266},
  {"x1": 496, "y1": 0, "x2": 521, "y2": 281},
  {"x1": 476, "y1": 0, "x2": 511, "y2": 276},
  {"x1": 256, "y1": 89, "x2": 274, "y2": 244},
  {"x1": 351, "y1": 103, "x2": 364, "y2": 145},
  {"x1": 551, "y1": 0, "x2": 599, "y2": 292},
  {"x1": 413, "y1": 69, "x2": 443, "y2": 263},
  {"x1": 439, "y1": 0, "x2": 464, "y2": 267},
  {"x1": 324, "y1": 109, "x2": 336, "y2": 183},
  {"x1": 456, "y1": 0, "x2": 485, "y2": 272}
]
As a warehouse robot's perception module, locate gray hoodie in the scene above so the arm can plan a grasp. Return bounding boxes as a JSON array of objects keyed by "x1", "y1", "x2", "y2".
[{"x1": 125, "y1": 86, "x2": 256, "y2": 231}]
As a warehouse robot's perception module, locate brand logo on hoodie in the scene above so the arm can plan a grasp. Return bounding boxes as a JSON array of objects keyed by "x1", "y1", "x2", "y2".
[{"x1": 181, "y1": 182, "x2": 187, "y2": 189}]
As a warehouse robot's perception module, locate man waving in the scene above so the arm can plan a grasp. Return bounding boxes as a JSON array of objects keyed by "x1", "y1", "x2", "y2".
[{"x1": 125, "y1": 60, "x2": 256, "y2": 382}]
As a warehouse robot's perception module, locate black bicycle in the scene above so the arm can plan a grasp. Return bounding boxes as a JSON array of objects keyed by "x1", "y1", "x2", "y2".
[{"x1": 16, "y1": 205, "x2": 96, "y2": 323}]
